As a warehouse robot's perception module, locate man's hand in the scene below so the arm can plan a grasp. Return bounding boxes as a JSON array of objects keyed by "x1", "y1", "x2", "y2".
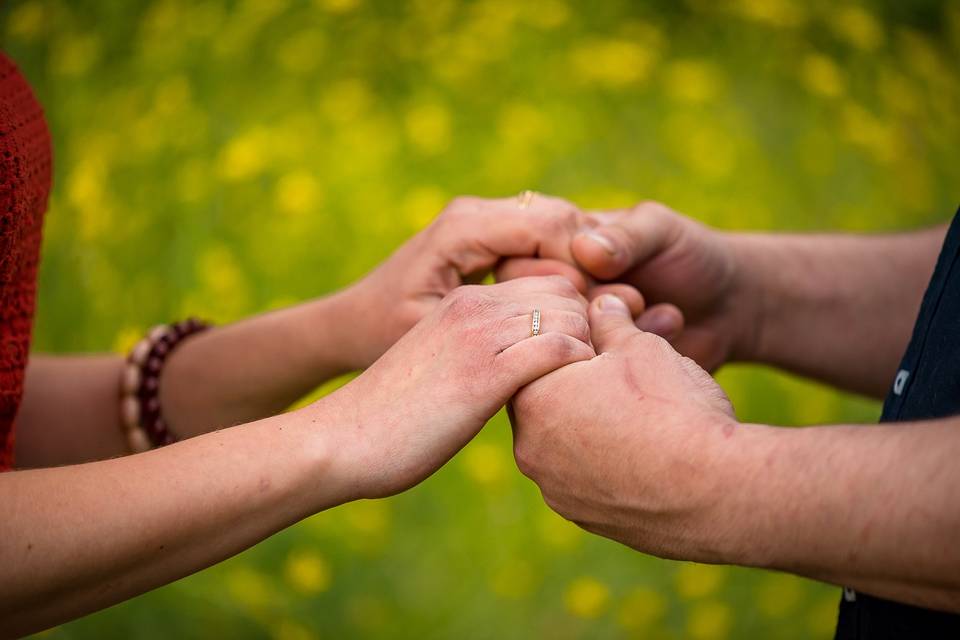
[
  {"x1": 338, "y1": 195, "x2": 593, "y2": 370},
  {"x1": 510, "y1": 293, "x2": 744, "y2": 562},
  {"x1": 569, "y1": 202, "x2": 758, "y2": 371}
]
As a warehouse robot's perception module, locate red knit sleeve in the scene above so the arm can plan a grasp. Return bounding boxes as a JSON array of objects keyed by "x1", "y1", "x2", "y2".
[{"x1": 0, "y1": 52, "x2": 52, "y2": 471}]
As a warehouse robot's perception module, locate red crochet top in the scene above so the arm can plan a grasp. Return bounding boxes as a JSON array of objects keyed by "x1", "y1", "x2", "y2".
[{"x1": 0, "y1": 53, "x2": 52, "y2": 471}]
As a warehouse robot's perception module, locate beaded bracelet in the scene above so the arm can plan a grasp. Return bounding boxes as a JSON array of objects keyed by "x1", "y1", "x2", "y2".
[{"x1": 120, "y1": 318, "x2": 212, "y2": 453}]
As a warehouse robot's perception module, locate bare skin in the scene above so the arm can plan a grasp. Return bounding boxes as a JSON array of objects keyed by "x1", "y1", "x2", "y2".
[
  {"x1": 510, "y1": 294, "x2": 960, "y2": 614},
  {"x1": 565, "y1": 201, "x2": 944, "y2": 396},
  {"x1": 1, "y1": 276, "x2": 595, "y2": 638},
  {"x1": 15, "y1": 194, "x2": 592, "y2": 467}
]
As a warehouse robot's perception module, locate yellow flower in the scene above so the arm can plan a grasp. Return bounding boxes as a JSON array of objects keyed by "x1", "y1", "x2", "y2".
[
  {"x1": 538, "y1": 508, "x2": 583, "y2": 550},
  {"x1": 489, "y1": 560, "x2": 539, "y2": 599},
  {"x1": 497, "y1": 102, "x2": 550, "y2": 145},
  {"x1": 226, "y1": 567, "x2": 274, "y2": 612},
  {"x1": 284, "y1": 549, "x2": 332, "y2": 595},
  {"x1": 218, "y1": 129, "x2": 270, "y2": 181},
  {"x1": 808, "y1": 593, "x2": 842, "y2": 637},
  {"x1": 461, "y1": 441, "x2": 507, "y2": 486},
  {"x1": 756, "y1": 573, "x2": 804, "y2": 617},
  {"x1": 521, "y1": 0, "x2": 570, "y2": 29},
  {"x1": 733, "y1": 0, "x2": 807, "y2": 28},
  {"x1": 49, "y1": 33, "x2": 100, "y2": 77},
  {"x1": 617, "y1": 586, "x2": 667, "y2": 629},
  {"x1": 343, "y1": 499, "x2": 391, "y2": 535},
  {"x1": 317, "y1": 0, "x2": 361, "y2": 13},
  {"x1": 405, "y1": 101, "x2": 453, "y2": 155},
  {"x1": 686, "y1": 600, "x2": 733, "y2": 640},
  {"x1": 563, "y1": 576, "x2": 611, "y2": 619},
  {"x1": 664, "y1": 59, "x2": 724, "y2": 104},
  {"x1": 272, "y1": 619, "x2": 316, "y2": 640},
  {"x1": 829, "y1": 6, "x2": 884, "y2": 52},
  {"x1": 401, "y1": 185, "x2": 448, "y2": 230},
  {"x1": 275, "y1": 170, "x2": 322, "y2": 215},
  {"x1": 320, "y1": 79, "x2": 373, "y2": 124},
  {"x1": 675, "y1": 563, "x2": 727, "y2": 599},
  {"x1": 276, "y1": 29, "x2": 326, "y2": 74},
  {"x1": 569, "y1": 37, "x2": 658, "y2": 87},
  {"x1": 6, "y1": 1, "x2": 47, "y2": 41},
  {"x1": 800, "y1": 53, "x2": 845, "y2": 98}
]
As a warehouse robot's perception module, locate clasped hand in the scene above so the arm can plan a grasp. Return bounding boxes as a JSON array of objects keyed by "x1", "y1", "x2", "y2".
[{"x1": 317, "y1": 194, "x2": 752, "y2": 562}]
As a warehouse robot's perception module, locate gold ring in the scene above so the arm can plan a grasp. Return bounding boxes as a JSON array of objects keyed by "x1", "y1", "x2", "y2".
[
  {"x1": 531, "y1": 309, "x2": 541, "y2": 336},
  {"x1": 518, "y1": 190, "x2": 536, "y2": 209}
]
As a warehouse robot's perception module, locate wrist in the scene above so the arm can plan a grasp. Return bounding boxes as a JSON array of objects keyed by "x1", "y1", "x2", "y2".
[
  {"x1": 704, "y1": 421, "x2": 791, "y2": 568},
  {"x1": 290, "y1": 390, "x2": 369, "y2": 509},
  {"x1": 723, "y1": 233, "x2": 775, "y2": 363},
  {"x1": 300, "y1": 286, "x2": 374, "y2": 374}
]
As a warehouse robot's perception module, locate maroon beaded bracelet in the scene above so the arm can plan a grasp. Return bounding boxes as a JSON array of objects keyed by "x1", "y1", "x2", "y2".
[{"x1": 120, "y1": 318, "x2": 212, "y2": 452}]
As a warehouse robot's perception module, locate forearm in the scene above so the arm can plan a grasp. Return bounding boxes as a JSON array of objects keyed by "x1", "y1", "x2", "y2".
[
  {"x1": 0, "y1": 399, "x2": 352, "y2": 638},
  {"x1": 160, "y1": 289, "x2": 363, "y2": 436},
  {"x1": 16, "y1": 355, "x2": 127, "y2": 467},
  {"x1": 728, "y1": 226, "x2": 944, "y2": 397},
  {"x1": 17, "y1": 289, "x2": 364, "y2": 467},
  {"x1": 720, "y1": 418, "x2": 960, "y2": 612}
]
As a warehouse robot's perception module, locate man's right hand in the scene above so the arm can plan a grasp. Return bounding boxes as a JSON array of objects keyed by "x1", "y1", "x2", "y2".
[{"x1": 569, "y1": 201, "x2": 758, "y2": 371}]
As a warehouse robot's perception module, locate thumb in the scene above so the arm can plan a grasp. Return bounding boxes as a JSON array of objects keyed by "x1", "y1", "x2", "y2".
[
  {"x1": 589, "y1": 294, "x2": 641, "y2": 354},
  {"x1": 572, "y1": 204, "x2": 676, "y2": 280}
]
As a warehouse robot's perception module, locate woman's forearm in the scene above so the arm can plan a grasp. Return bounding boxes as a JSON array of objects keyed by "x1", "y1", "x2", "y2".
[
  {"x1": 16, "y1": 289, "x2": 365, "y2": 467},
  {"x1": 724, "y1": 418, "x2": 960, "y2": 612},
  {"x1": 159, "y1": 288, "x2": 363, "y2": 436},
  {"x1": 0, "y1": 399, "x2": 351, "y2": 638},
  {"x1": 729, "y1": 226, "x2": 944, "y2": 398}
]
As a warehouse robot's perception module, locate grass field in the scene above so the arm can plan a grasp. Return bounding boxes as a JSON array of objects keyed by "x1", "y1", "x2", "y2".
[{"x1": 3, "y1": 0, "x2": 960, "y2": 638}]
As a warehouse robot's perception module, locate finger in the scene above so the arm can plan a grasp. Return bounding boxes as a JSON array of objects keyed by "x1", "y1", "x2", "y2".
[
  {"x1": 496, "y1": 332, "x2": 595, "y2": 390},
  {"x1": 494, "y1": 258, "x2": 590, "y2": 293},
  {"x1": 635, "y1": 303, "x2": 684, "y2": 341},
  {"x1": 493, "y1": 275, "x2": 587, "y2": 305},
  {"x1": 499, "y1": 310, "x2": 591, "y2": 350},
  {"x1": 589, "y1": 294, "x2": 643, "y2": 354},
  {"x1": 434, "y1": 194, "x2": 584, "y2": 276},
  {"x1": 571, "y1": 203, "x2": 677, "y2": 280},
  {"x1": 586, "y1": 283, "x2": 645, "y2": 318}
]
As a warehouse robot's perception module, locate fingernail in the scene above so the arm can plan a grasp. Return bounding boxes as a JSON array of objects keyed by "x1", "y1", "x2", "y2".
[
  {"x1": 641, "y1": 309, "x2": 678, "y2": 338},
  {"x1": 579, "y1": 230, "x2": 617, "y2": 255},
  {"x1": 597, "y1": 294, "x2": 628, "y2": 313}
]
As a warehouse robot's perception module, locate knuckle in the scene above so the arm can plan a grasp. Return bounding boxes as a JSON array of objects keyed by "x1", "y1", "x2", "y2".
[
  {"x1": 513, "y1": 441, "x2": 540, "y2": 479},
  {"x1": 566, "y1": 313, "x2": 590, "y2": 343},
  {"x1": 441, "y1": 286, "x2": 487, "y2": 322},
  {"x1": 546, "y1": 274, "x2": 578, "y2": 296},
  {"x1": 443, "y1": 195, "x2": 476, "y2": 219},
  {"x1": 542, "y1": 332, "x2": 575, "y2": 361}
]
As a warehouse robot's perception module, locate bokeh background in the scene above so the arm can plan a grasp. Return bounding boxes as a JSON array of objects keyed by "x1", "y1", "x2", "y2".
[{"x1": 3, "y1": 0, "x2": 960, "y2": 637}]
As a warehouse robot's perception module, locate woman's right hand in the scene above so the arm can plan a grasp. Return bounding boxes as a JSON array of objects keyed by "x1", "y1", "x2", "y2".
[{"x1": 316, "y1": 276, "x2": 598, "y2": 500}]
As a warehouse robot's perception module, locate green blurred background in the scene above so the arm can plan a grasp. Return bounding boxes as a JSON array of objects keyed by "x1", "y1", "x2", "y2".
[{"x1": 3, "y1": 0, "x2": 959, "y2": 637}]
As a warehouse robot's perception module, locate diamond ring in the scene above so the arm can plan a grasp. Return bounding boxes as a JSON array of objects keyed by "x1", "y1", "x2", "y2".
[
  {"x1": 531, "y1": 309, "x2": 541, "y2": 337},
  {"x1": 518, "y1": 190, "x2": 536, "y2": 209}
]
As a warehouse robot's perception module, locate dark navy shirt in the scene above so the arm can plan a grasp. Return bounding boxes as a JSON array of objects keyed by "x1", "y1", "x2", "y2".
[{"x1": 835, "y1": 209, "x2": 960, "y2": 639}]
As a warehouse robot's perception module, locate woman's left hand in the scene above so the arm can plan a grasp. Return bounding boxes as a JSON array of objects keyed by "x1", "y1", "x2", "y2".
[{"x1": 337, "y1": 194, "x2": 593, "y2": 370}]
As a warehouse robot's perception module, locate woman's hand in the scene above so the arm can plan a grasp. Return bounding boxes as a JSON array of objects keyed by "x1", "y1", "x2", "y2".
[
  {"x1": 318, "y1": 276, "x2": 597, "y2": 500},
  {"x1": 337, "y1": 195, "x2": 593, "y2": 370}
]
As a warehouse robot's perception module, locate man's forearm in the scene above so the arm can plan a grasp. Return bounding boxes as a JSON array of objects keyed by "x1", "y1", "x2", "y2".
[
  {"x1": 728, "y1": 226, "x2": 945, "y2": 397},
  {"x1": 720, "y1": 418, "x2": 960, "y2": 612},
  {"x1": 16, "y1": 289, "x2": 363, "y2": 467}
]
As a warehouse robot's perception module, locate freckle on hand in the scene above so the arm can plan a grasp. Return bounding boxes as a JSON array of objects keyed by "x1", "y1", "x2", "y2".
[{"x1": 721, "y1": 422, "x2": 735, "y2": 438}]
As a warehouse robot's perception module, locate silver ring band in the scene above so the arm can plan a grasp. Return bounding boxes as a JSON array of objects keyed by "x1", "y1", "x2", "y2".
[{"x1": 531, "y1": 309, "x2": 541, "y2": 336}]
